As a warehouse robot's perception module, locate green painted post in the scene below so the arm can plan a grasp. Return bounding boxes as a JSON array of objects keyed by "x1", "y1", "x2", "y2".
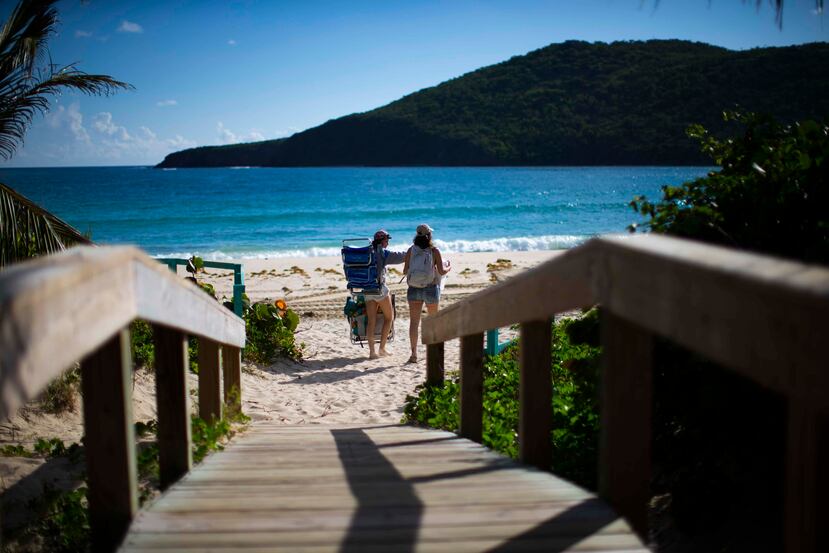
[
  {"x1": 486, "y1": 329, "x2": 499, "y2": 356},
  {"x1": 233, "y1": 265, "x2": 245, "y2": 318}
]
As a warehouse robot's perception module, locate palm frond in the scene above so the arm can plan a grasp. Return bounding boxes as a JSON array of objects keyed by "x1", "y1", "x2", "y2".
[
  {"x1": 0, "y1": 65, "x2": 132, "y2": 159},
  {"x1": 0, "y1": 0, "x2": 58, "y2": 78},
  {"x1": 0, "y1": 181, "x2": 91, "y2": 268}
]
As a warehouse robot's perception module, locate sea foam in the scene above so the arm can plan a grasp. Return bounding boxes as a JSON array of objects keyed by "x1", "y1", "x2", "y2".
[{"x1": 152, "y1": 234, "x2": 607, "y2": 260}]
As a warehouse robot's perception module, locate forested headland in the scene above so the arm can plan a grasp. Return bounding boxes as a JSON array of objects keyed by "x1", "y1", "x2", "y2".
[{"x1": 157, "y1": 40, "x2": 829, "y2": 168}]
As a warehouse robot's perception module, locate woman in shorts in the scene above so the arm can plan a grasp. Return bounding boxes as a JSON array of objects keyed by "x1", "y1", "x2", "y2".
[
  {"x1": 366, "y1": 229, "x2": 405, "y2": 359},
  {"x1": 402, "y1": 224, "x2": 451, "y2": 363}
]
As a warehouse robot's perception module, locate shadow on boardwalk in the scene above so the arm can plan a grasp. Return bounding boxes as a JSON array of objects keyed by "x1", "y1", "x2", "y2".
[{"x1": 332, "y1": 427, "x2": 619, "y2": 552}]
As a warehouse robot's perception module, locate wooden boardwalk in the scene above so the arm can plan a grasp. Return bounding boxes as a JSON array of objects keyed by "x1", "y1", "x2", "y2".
[{"x1": 120, "y1": 423, "x2": 647, "y2": 552}]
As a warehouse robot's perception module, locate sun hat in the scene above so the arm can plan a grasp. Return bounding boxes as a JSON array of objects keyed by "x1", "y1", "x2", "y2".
[
  {"x1": 416, "y1": 224, "x2": 433, "y2": 236},
  {"x1": 374, "y1": 229, "x2": 391, "y2": 241}
]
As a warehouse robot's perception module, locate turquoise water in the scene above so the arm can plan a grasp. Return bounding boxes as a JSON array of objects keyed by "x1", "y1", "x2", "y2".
[{"x1": 0, "y1": 166, "x2": 709, "y2": 258}]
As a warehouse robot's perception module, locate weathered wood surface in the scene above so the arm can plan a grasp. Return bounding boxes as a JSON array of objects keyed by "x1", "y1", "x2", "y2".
[
  {"x1": 422, "y1": 234, "x2": 829, "y2": 403},
  {"x1": 80, "y1": 329, "x2": 138, "y2": 552},
  {"x1": 519, "y1": 320, "x2": 553, "y2": 471},
  {"x1": 0, "y1": 246, "x2": 245, "y2": 421},
  {"x1": 599, "y1": 311, "x2": 653, "y2": 538},
  {"x1": 121, "y1": 423, "x2": 647, "y2": 552},
  {"x1": 459, "y1": 333, "x2": 484, "y2": 443},
  {"x1": 154, "y1": 325, "x2": 192, "y2": 490}
]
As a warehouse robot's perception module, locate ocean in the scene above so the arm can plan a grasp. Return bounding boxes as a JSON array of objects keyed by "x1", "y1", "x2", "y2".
[{"x1": 0, "y1": 166, "x2": 709, "y2": 259}]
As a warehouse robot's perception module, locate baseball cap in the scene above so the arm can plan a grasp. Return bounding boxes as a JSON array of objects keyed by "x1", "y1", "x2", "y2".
[
  {"x1": 416, "y1": 224, "x2": 433, "y2": 236},
  {"x1": 374, "y1": 229, "x2": 391, "y2": 241}
]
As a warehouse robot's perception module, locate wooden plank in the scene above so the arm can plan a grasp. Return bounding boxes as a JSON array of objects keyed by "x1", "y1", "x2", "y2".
[
  {"x1": 460, "y1": 333, "x2": 484, "y2": 443},
  {"x1": 153, "y1": 324, "x2": 192, "y2": 490},
  {"x1": 599, "y1": 310, "x2": 652, "y2": 538},
  {"x1": 222, "y1": 345, "x2": 243, "y2": 416},
  {"x1": 198, "y1": 338, "x2": 222, "y2": 422},
  {"x1": 121, "y1": 425, "x2": 646, "y2": 552},
  {"x1": 421, "y1": 247, "x2": 593, "y2": 345},
  {"x1": 426, "y1": 342, "x2": 444, "y2": 387},
  {"x1": 784, "y1": 404, "x2": 829, "y2": 552},
  {"x1": 421, "y1": 234, "x2": 829, "y2": 403},
  {"x1": 594, "y1": 235, "x2": 829, "y2": 404},
  {"x1": 133, "y1": 260, "x2": 244, "y2": 348},
  {"x1": 519, "y1": 320, "x2": 552, "y2": 471},
  {"x1": 0, "y1": 247, "x2": 135, "y2": 421},
  {"x1": 0, "y1": 245, "x2": 244, "y2": 422},
  {"x1": 80, "y1": 329, "x2": 138, "y2": 552}
]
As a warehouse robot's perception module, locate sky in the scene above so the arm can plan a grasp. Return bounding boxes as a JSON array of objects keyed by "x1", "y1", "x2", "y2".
[{"x1": 2, "y1": 0, "x2": 826, "y2": 167}]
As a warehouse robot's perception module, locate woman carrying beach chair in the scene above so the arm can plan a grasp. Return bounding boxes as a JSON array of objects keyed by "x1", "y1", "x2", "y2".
[
  {"x1": 365, "y1": 230, "x2": 405, "y2": 358},
  {"x1": 342, "y1": 230, "x2": 405, "y2": 359}
]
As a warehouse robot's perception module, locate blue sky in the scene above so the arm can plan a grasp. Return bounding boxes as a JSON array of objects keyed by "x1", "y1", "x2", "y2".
[{"x1": 3, "y1": 0, "x2": 826, "y2": 167}]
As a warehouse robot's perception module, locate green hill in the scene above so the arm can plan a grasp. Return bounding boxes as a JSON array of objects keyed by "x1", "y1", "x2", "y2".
[{"x1": 156, "y1": 40, "x2": 829, "y2": 168}]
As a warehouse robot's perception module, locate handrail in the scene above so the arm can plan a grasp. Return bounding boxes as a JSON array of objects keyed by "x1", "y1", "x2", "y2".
[
  {"x1": 421, "y1": 234, "x2": 829, "y2": 551},
  {"x1": 0, "y1": 246, "x2": 246, "y2": 551},
  {"x1": 0, "y1": 246, "x2": 244, "y2": 419}
]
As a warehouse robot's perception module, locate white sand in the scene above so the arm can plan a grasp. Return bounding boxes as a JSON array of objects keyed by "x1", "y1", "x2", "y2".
[{"x1": 0, "y1": 250, "x2": 562, "y2": 517}]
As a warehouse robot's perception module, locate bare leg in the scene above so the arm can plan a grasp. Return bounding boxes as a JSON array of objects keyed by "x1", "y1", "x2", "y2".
[
  {"x1": 378, "y1": 295, "x2": 394, "y2": 356},
  {"x1": 408, "y1": 300, "x2": 424, "y2": 362},
  {"x1": 366, "y1": 299, "x2": 379, "y2": 359},
  {"x1": 426, "y1": 302, "x2": 439, "y2": 316}
]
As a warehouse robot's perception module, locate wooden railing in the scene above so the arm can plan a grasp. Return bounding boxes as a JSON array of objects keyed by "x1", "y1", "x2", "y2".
[
  {"x1": 0, "y1": 246, "x2": 246, "y2": 552},
  {"x1": 421, "y1": 234, "x2": 829, "y2": 552}
]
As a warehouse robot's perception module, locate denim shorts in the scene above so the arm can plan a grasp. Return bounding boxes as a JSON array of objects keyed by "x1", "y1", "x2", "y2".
[{"x1": 407, "y1": 284, "x2": 440, "y2": 304}]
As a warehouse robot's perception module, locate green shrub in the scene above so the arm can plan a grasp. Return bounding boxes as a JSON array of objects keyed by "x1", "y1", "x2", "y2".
[
  {"x1": 39, "y1": 365, "x2": 80, "y2": 414},
  {"x1": 631, "y1": 111, "x2": 828, "y2": 265},
  {"x1": 403, "y1": 310, "x2": 601, "y2": 490},
  {"x1": 241, "y1": 299, "x2": 303, "y2": 363},
  {"x1": 130, "y1": 319, "x2": 155, "y2": 369}
]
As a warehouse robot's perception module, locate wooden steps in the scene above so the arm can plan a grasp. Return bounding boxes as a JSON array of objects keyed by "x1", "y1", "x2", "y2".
[{"x1": 121, "y1": 423, "x2": 647, "y2": 552}]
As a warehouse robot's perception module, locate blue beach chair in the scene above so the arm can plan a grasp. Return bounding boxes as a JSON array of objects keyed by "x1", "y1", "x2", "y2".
[{"x1": 341, "y1": 238, "x2": 395, "y2": 345}]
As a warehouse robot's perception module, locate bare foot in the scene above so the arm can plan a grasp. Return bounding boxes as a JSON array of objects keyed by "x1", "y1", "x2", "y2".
[
  {"x1": 369, "y1": 352, "x2": 379, "y2": 360},
  {"x1": 379, "y1": 349, "x2": 390, "y2": 357},
  {"x1": 406, "y1": 355, "x2": 418, "y2": 364}
]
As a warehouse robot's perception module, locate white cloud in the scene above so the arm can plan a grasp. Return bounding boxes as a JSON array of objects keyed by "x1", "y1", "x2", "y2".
[
  {"x1": 216, "y1": 122, "x2": 265, "y2": 144},
  {"x1": 227, "y1": 39, "x2": 237, "y2": 46},
  {"x1": 29, "y1": 104, "x2": 198, "y2": 165},
  {"x1": 156, "y1": 99, "x2": 178, "y2": 107},
  {"x1": 117, "y1": 20, "x2": 143, "y2": 33},
  {"x1": 93, "y1": 112, "x2": 131, "y2": 141},
  {"x1": 46, "y1": 102, "x2": 90, "y2": 143},
  {"x1": 75, "y1": 30, "x2": 92, "y2": 38}
]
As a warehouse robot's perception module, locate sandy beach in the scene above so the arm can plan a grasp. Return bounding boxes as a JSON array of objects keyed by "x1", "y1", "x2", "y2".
[{"x1": 0, "y1": 249, "x2": 562, "y2": 514}]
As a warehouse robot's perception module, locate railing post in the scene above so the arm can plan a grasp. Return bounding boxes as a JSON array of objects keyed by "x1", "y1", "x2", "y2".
[
  {"x1": 198, "y1": 338, "x2": 222, "y2": 422},
  {"x1": 519, "y1": 319, "x2": 552, "y2": 471},
  {"x1": 460, "y1": 333, "x2": 485, "y2": 443},
  {"x1": 153, "y1": 325, "x2": 192, "y2": 490},
  {"x1": 784, "y1": 404, "x2": 828, "y2": 552},
  {"x1": 426, "y1": 342, "x2": 444, "y2": 387},
  {"x1": 233, "y1": 264, "x2": 245, "y2": 318},
  {"x1": 485, "y1": 329, "x2": 499, "y2": 356},
  {"x1": 222, "y1": 345, "x2": 243, "y2": 416},
  {"x1": 80, "y1": 329, "x2": 138, "y2": 552},
  {"x1": 599, "y1": 310, "x2": 653, "y2": 538}
]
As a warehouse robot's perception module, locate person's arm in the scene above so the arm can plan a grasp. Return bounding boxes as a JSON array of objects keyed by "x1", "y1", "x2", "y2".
[
  {"x1": 433, "y1": 248, "x2": 451, "y2": 275},
  {"x1": 385, "y1": 249, "x2": 406, "y2": 265},
  {"x1": 402, "y1": 248, "x2": 411, "y2": 275}
]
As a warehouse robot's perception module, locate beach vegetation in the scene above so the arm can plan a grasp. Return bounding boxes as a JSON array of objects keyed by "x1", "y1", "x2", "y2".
[
  {"x1": 403, "y1": 309, "x2": 601, "y2": 489},
  {"x1": 38, "y1": 364, "x2": 80, "y2": 414},
  {"x1": 630, "y1": 111, "x2": 829, "y2": 265},
  {"x1": 241, "y1": 299, "x2": 303, "y2": 363}
]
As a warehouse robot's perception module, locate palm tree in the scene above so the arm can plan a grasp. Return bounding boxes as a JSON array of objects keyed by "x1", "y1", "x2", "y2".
[{"x1": 0, "y1": 0, "x2": 132, "y2": 267}]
